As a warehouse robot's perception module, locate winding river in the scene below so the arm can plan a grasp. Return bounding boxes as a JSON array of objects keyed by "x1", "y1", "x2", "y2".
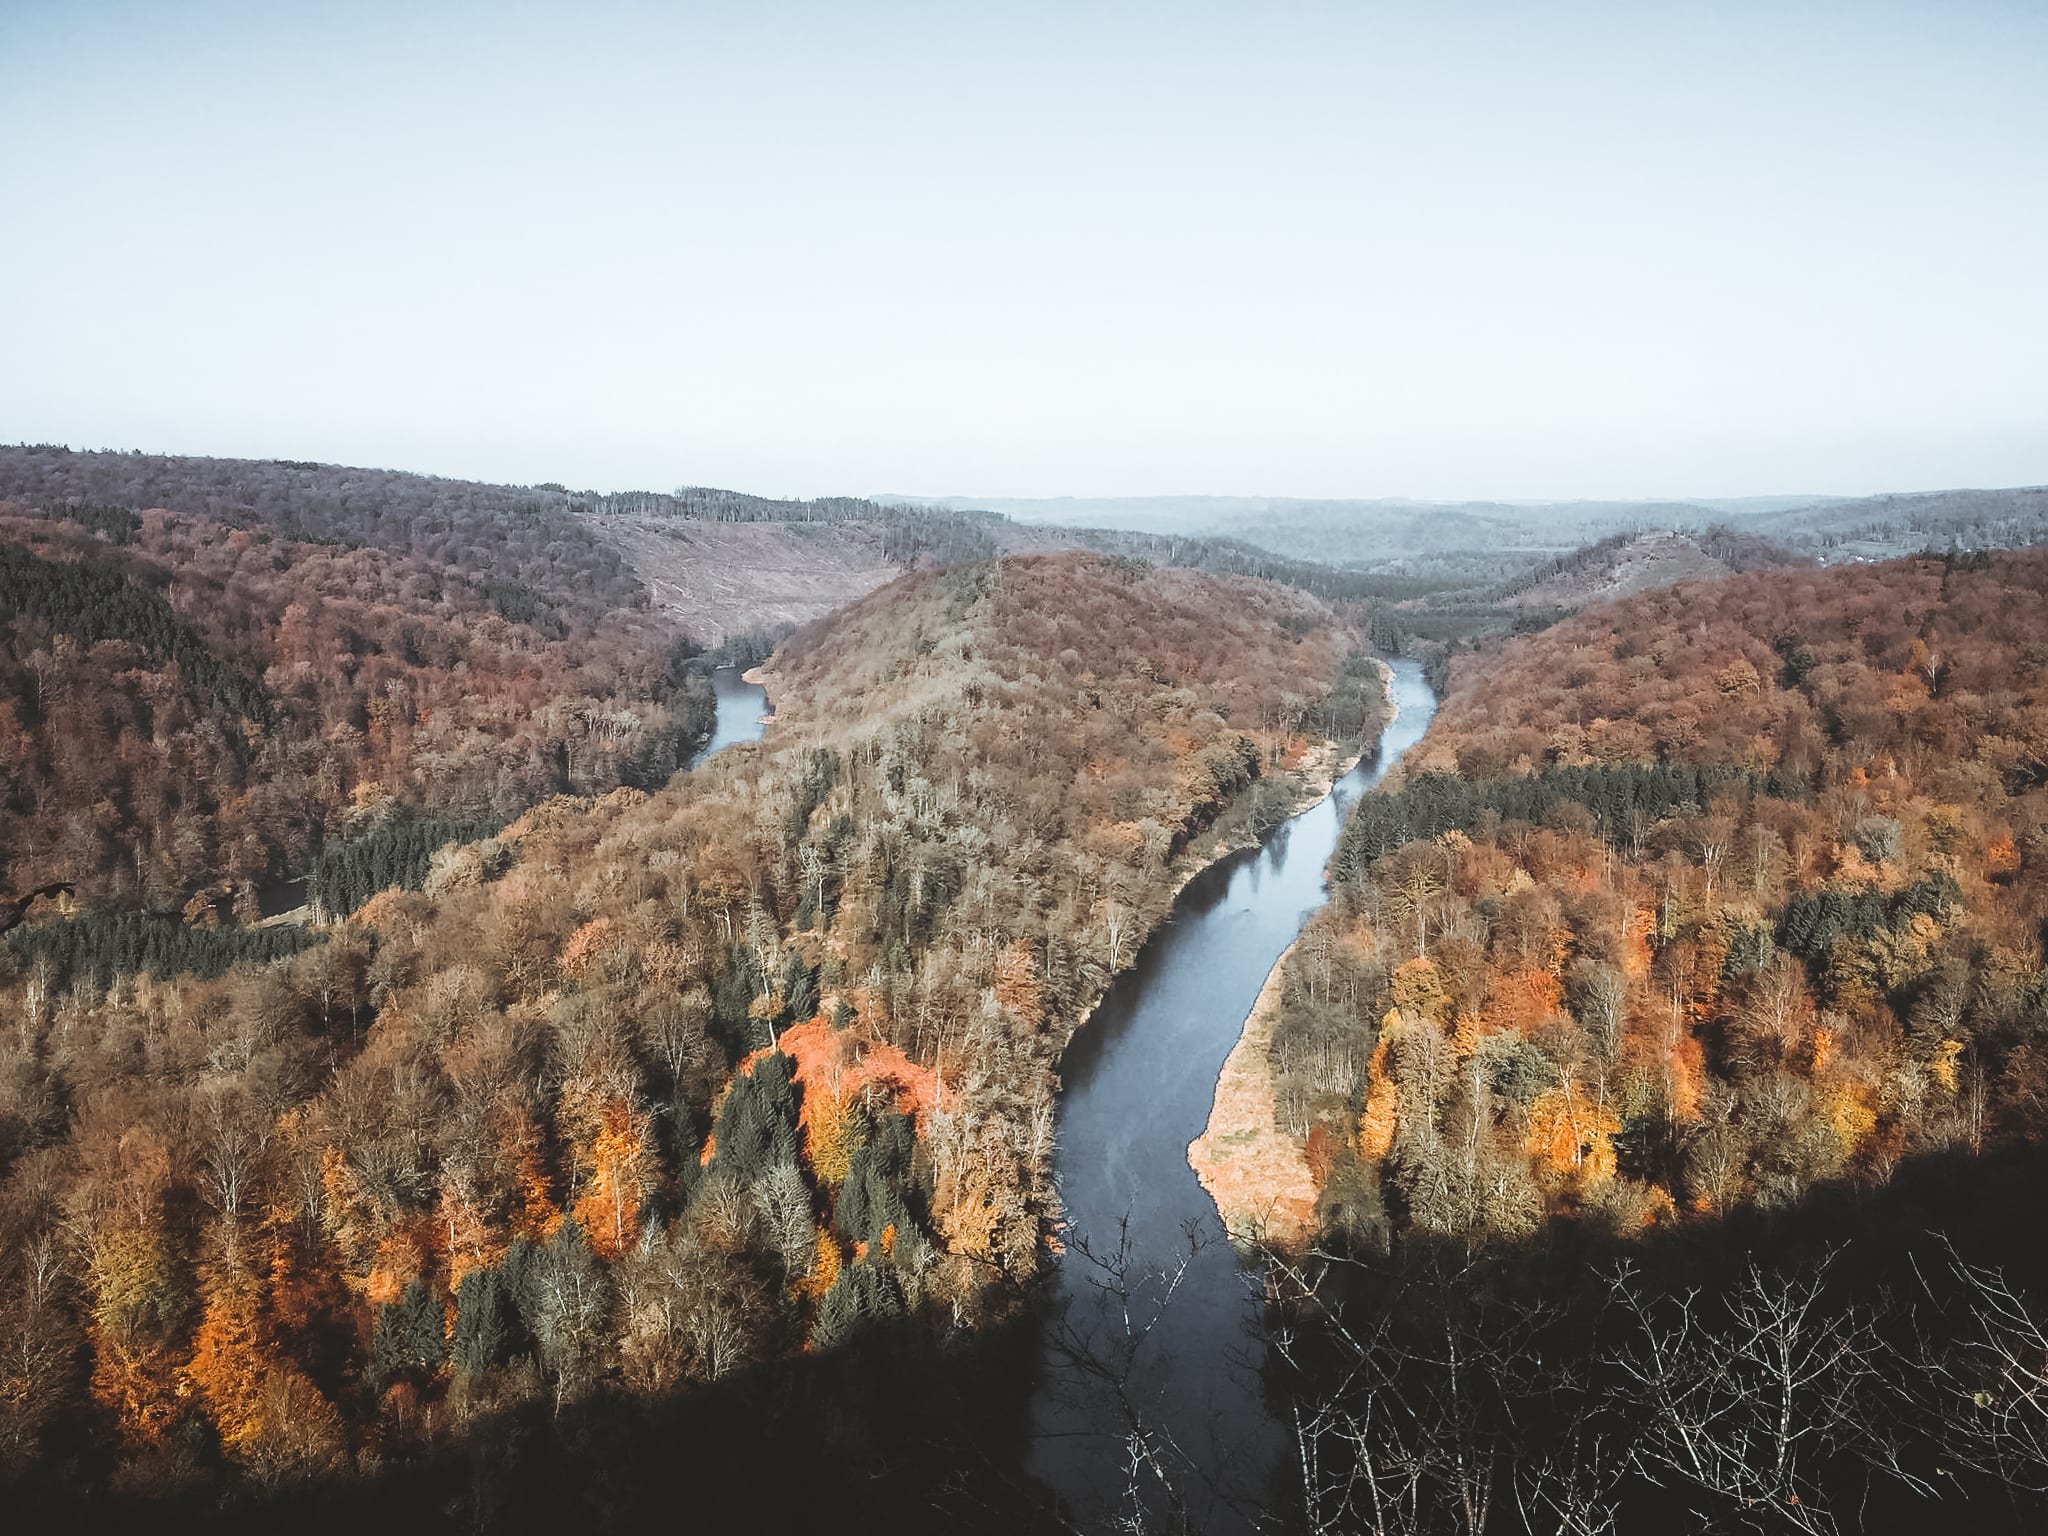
[{"x1": 1029, "y1": 658, "x2": 1438, "y2": 1529}]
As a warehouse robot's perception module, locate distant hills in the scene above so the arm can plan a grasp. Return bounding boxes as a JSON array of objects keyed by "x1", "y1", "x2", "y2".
[
  {"x1": 889, "y1": 487, "x2": 2048, "y2": 581},
  {"x1": 1720, "y1": 484, "x2": 2048, "y2": 557},
  {"x1": 888, "y1": 491, "x2": 1839, "y2": 532},
  {"x1": 6, "y1": 444, "x2": 2041, "y2": 648}
]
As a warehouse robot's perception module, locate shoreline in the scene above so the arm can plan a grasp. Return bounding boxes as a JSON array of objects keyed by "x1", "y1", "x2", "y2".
[
  {"x1": 1186, "y1": 657, "x2": 1401, "y2": 1249},
  {"x1": 748, "y1": 646, "x2": 1397, "y2": 1267},
  {"x1": 1152, "y1": 656, "x2": 1397, "y2": 917},
  {"x1": 1039, "y1": 750, "x2": 1350, "y2": 1253},
  {"x1": 1186, "y1": 946, "x2": 1318, "y2": 1248},
  {"x1": 1055, "y1": 658, "x2": 1396, "y2": 1063}
]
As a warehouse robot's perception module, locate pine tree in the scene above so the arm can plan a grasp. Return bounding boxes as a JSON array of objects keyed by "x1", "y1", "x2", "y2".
[
  {"x1": 811, "y1": 1255, "x2": 906, "y2": 1351},
  {"x1": 501, "y1": 1235, "x2": 544, "y2": 1350},
  {"x1": 452, "y1": 1268, "x2": 510, "y2": 1376},
  {"x1": 710, "y1": 1051, "x2": 800, "y2": 1182},
  {"x1": 370, "y1": 1276, "x2": 445, "y2": 1389},
  {"x1": 833, "y1": 1110, "x2": 921, "y2": 1248}
]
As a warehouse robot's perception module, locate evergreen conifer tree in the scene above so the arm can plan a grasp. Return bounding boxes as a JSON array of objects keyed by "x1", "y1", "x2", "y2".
[
  {"x1": 370, "y1": 1277, "x2": 446, "y2": 1389},
  {"x1": 453, "y1": 1267, "x2": 510, "y2": 1375},
  {"x1": 812, "y1": 1255, "x2": 906, "y2": 1351},
  {"x1": 711, "y1": 1051, "x2": 800, "y2": 1182}
]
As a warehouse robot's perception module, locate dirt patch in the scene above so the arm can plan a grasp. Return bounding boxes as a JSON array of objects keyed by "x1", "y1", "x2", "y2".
[
  {"x1": 1505, "y1": 529, "x2": 1731, "y2": 611},
  {"x1": 601, "y1": 517, "x2": 903, "y2": 641},
  {"x1": 1188, "y1": 949, "x2": 1317, "y2": 1249}
]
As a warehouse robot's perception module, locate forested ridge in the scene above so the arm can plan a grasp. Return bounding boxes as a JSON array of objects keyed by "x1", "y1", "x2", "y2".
[
  {"x1": 0, "y1": 444, "x2": 1566, "y2": 669},
  {"x1": 0, "y1": 492, "x2": 716, "y2": 922},
  {"x1": 1245, "y1": 549, "x2": 2048, "y2": 1533},
  {"x1": 0, "y1": 444, "x2": 1032, "y2": 590},
  {"x1": 0, "y1": 446, "x2": 645, "y2": 624},
  {"x1": 1262, "y1": 549, "x2": 2048, "y2": 1242},
  {"x1": 0, "y1": 551, "x2": 1374, "y2": 1524}
]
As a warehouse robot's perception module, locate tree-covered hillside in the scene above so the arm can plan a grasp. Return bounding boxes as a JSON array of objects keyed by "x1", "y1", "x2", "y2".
[
  {"x1": 1260, "y1": 549, "x2": 2048, "y2": 1249},
  {"x1": 0, "y1": 497, "x2": 711, "y2": 918},
  {"x1": 1221, "y1": 548, "x2": 2048, "y2": 1533},
  {"x1": 0, "y1": 552, "x2": 1373, "y2": 1518}
]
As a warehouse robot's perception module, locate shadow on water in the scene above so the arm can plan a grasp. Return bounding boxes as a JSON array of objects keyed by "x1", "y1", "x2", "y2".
[{"x1": 1029, "y1": 659, "x2": 1437, "y2": 1531}]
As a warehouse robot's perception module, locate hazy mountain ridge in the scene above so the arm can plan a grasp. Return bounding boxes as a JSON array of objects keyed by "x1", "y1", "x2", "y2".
[
  {"x1": 0, "y1": 447, "x2": 1521, "y2": 645},
  {"x1": 18, "y1": 444, "x2": 2034, "y2": 623},
  {"x1": 898, "y1": 487, "x2": 2048, "y2": 580},
  {"x1": 1724, "y1": 483, "x2": 2048, "y2": 550},
  {"x1": 889, "y1": 492, "x2": 1838, "y2": 530}
]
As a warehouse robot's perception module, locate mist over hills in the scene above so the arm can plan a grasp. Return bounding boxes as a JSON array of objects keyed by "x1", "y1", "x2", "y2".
[
  {"x1": 891, "y1": 487, "x2": 2048, "y2": 579},
  {"x1": 890, "y1": 492, "x2": 1838, "y2": 532}
]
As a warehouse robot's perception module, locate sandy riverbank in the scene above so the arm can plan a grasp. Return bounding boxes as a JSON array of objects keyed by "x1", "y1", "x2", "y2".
[
  {"x1": 1186, "y1": 658, "x2": 1399, "y2": 1250},
  {"x1": 1186, "y1": 950, "x2": 1319, "y2": 1247}
]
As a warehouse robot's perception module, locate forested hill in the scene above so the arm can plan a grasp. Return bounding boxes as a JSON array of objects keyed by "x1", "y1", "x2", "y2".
[
  {"x1": 1208, "y1": 547, "x2": 2048, "y2": 1534},
  {"x1": 1726, "y1": 482, "x2": 2048, "y2": 553},
  {"x1": 0, "y1": 444, "x2": 1009, "y2": 608},
  {"x1": 0, "y1": 444, "x2": 1401, "y2": 633},
  {"x1": 0, "y1": 445, "x2": 643, "y2": 626},
  {"x1": 0, "y1": 552, "x2": 1377, "y2": 1518},
  {"x1": 1249, "y1": 548, "x2": 2048, "y2": 1251},
  {"x1": 0, "y1": 443, "x2": 1416, "y2": 929},
  {"x1": 0, "y1": 496, "x2": 712, "y2": 922},
  {"x1": 0, "y1": 445, "x2": 1029, "y2": 623},
  {"x1": 943, "y1": 487, "x2": 2048, "y2": 581},
  {"x1": 0, "y1": 444, "x2": 1562, "y2": 683}
]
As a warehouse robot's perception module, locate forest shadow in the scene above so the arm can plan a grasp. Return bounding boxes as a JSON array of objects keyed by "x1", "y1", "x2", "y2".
[
  {"x1": 1439, "y1": 1136, "x2": 2048, "y2": 1302},
  {"x1": 1268, "y1": 1140, "x2": 2048, "y2": 1535},
  {"x1": 19, "y1": 1148, "x2": 2048, "y2": 1534},
  {"x1": 10, "y1": 1309, "x2": 1064, "y2": 1536}
]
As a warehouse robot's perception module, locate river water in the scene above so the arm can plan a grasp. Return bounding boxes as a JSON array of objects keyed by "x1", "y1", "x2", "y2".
[
  {"x1": 1028, "y1": 658, "x2": 1437, "y2": 1530},
  {"x1": 688, "y1": 664, "x2": 772, "y2": 767}
]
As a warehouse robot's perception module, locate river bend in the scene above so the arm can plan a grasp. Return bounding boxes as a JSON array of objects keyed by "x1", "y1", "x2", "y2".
[{"x1": 1029, "y1": 658, "x2": 1437, "y2": 1528}]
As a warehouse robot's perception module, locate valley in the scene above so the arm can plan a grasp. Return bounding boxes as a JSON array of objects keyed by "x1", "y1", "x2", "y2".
[
  {"x1": 1029, "y1": 658, "x2": 1435, "y2": 1531},
  {"x1": 10, "y1": 4, "x2": 2042, "y2": 1529},
  {"x1": 4, "y1": 445, "x2": 2048, "y2": 1534},
  {"x1": 0, "y1": 475, "x2": 1387, "y2": 1525}
]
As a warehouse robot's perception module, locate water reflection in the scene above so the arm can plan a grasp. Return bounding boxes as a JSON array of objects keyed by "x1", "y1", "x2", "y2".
[
  {"x1": 1029, "y1": 659, "x2": 1438, "y2": 1530},
  {"x1": 687, "y1": 664, "x2": 773, "y2": 768}
]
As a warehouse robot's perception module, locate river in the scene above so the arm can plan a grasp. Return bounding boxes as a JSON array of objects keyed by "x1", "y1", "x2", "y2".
[
  {"x1": 1028, "y1": 657, "x2": 1438, "y2": 1530},
  {"x1": 687, "y1": 664, "x2": 772, "y2": 767}
]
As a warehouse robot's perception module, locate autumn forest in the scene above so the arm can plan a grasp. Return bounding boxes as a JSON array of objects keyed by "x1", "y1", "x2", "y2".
[{"x1": 6, "y1": 447, "x2": 2048, "y2": 1533}]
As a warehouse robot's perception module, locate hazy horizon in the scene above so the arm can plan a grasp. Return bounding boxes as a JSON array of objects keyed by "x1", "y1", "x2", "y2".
[
  {"x1": 6, "y1": 1, "x2": 2045, "y2": 501},
  {"x1": 21, "y1": 440, "x2": 2043, "y2": 511}
]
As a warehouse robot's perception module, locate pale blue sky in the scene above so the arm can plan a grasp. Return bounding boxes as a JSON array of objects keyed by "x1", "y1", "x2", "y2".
[{"x1": 3, "y1": 1, "x2": 2043, "y2": 500}]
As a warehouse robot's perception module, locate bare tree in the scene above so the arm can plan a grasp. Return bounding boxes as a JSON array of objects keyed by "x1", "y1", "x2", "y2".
[
  {"x1": 1602, "y1": 1252, "x2": 1915, "y2": 1533},
  {"x1": 196, "y1": 1081, "x2": 268, "y2": 1263},
  {"x1": 1042, "y1": 1218, "x2": 1267, "y2": 1535},
  {"x1": 1264, "y1": 1245, "x2": 1616, "y2": 1536},
  {"x1": 1915, "y1": 1244, "x2": 2048, "y2": 1495}
]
